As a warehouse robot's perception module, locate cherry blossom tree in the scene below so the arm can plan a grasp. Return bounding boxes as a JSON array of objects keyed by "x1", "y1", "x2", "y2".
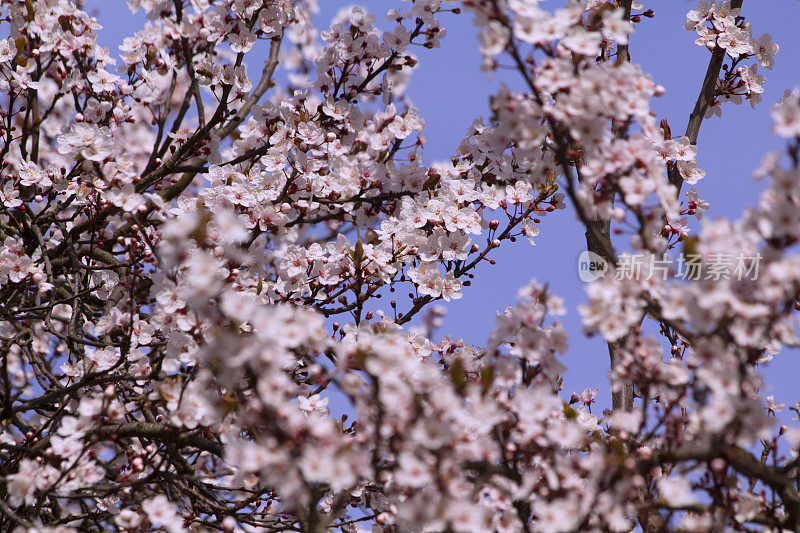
[{"x1": 0, "y1": 0, "x2": 799, "y2": 531}]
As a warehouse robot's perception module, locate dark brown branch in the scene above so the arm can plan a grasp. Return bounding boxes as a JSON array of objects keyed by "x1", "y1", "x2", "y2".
[
  {"x1": 669, "y1": 0, "x2": 744, "y2": 193},
  {"x1": 217, "y1": 32, "x2": 284, "y2": 141},
  {"x1": 95, "y1": 422, "x2": 224, "y2": 456}
]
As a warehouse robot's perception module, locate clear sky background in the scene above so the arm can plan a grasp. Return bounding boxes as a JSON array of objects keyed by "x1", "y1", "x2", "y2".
[{"x1": 86, "y1": 0, "x2": 800, "y2": 414}]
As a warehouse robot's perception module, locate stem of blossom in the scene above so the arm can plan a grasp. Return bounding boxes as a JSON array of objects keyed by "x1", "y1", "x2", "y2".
[
  {"x1": 174, "y1": 0, "x2": 206, "y2": 127},
  {"x1": 498, "y1": 0, "x2": 632, "y2": 413},
  {"x1": 136, "y1": 84, "x2": 234, "y2": 194},
  {"x1": 0, "y1": 497, "x2": 33, "y2": 528},
  {"x1": 657, "y1": 442, "x2": 800, "y2": 527},
  {"x1": 586, "y1": 0, "x2": 634, "y2": 413},
  {"x1": 493, "y1": 6, "x2": 619, "y2": 268},
  {"x1": 29, "y1": 81, "x2": 40, "y2": 164},
  {"x1": 144, "y1": 79, "x2": 189, "y2": 175},
  {"x1": 671, "y1": 0, "x2": 744, "y2": 193},
  {"x1": 95, "y1": 422, "x2": 224, "y2": 456},
  {"x1": 616, "y1": 0, "x2": 634, "y2": 62},
  {"x1": 160, "y1": 172, "x2": 199, "y2": 201},
  {"x1": 217, "y1": 31, "x2": 284, "y2": 141}
]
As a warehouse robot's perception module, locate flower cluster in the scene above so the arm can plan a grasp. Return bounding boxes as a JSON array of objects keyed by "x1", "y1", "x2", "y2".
[
  {"x1": 685, "y1": 0, "x2": 779, "y2": 112},
  {"x1": 1, "y1": 0, "x2": 799, "y2": 532}
]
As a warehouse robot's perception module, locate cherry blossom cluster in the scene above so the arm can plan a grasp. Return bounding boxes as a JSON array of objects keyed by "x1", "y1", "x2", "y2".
[
  {"x1": 2, "y1": 0, "x2": 800, "y2": 531},
  {"x1": 685, "y1": 0, "x2": 779, "y2": 113},
  {"x1": 575, "y1": 100, "x2": 800, "y2": 528}
]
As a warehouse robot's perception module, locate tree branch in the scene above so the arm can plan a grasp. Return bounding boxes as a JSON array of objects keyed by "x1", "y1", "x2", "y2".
[
  {"x1": 669, "y1": 0, "x2": 744, "y2": 193},
  {"x1": 217, "y1": 32, "x2": 284, "y2": 141}
]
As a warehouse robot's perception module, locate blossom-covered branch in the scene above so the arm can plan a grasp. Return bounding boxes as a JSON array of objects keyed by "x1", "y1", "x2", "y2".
[{"x1": 1, "y1": 1, "x2": 799, "y2": 532}]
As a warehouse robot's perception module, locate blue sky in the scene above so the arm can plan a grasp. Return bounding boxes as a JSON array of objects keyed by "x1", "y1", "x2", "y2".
[{"x1": 87, "y1": 0, "x2": 800, "y2": 412}]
